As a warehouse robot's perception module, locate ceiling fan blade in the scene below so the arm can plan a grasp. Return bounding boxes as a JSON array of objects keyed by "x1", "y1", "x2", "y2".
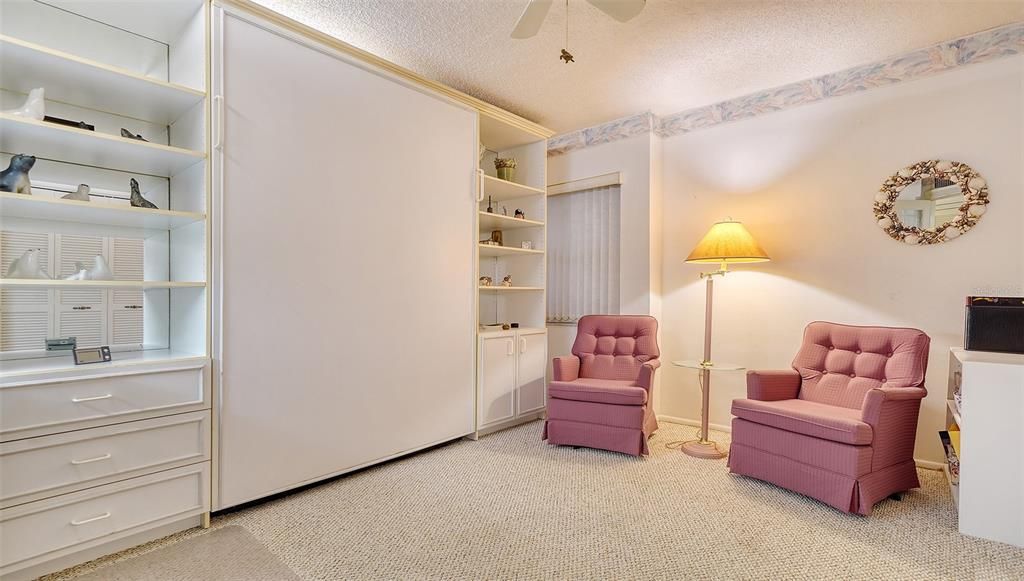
[
  {"x1": 511, "y1": 0, "x2": 554, "y2": 39},
  {"x1": 586, "y1": 0, "x2": 645, "y2": 23}
]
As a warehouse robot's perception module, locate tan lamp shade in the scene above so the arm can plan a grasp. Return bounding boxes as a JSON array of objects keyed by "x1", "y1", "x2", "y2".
[{"x1": 685, "y1": 220, "x2": 770, "y2": 264}]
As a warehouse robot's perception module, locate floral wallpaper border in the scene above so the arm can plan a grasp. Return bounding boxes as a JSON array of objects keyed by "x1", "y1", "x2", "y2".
[{"x1": 547, "y1": 22, "x2": 1024, "y2": 156}]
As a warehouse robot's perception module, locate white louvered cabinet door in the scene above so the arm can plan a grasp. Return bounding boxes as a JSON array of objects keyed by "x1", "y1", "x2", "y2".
[
  {"x1": 55, "y1": 235, "x2": 106, "y2": 348},
  {"x1": 109, "y1": 238, "x2": 144, "y2": 347},
  {"x1": 0, "y1": 231, "x2": 54, "y2": 352}
]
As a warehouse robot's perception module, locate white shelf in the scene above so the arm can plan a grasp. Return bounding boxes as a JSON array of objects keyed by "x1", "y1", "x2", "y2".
[
  {"x1": 0, "y1": 114, "x2": 204, "y2": 177},
  {"x1": 0, "y1": 35, "x2": 205, "y2": 125},
  {"x1": 478, "y1": 211, "x2": 543, "y2": 231},
  {"x1": 478, "y1": 243, "x2": 544, "y2": 258},
  {"x1": 0, "y1": 279, "x2": 205, "y2": 290},
  {"x1": 0, "y1": 192, "x2": 204, "y2": 230},
  {"x1": 947, "y1": 399, "x2": 962, "y2": 428},
  {"x1": 482, "y1": 175, "x2": 545, "y2": 202},
  {"x1": 478, "y1": 286, "x2": 544, "y2": 292}
]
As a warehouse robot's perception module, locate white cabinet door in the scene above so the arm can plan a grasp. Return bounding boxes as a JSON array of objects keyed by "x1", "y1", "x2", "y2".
[
  {"x1": 213, "y1": 7, "x2": 477, "y2": 509},
  {"x1": 516, "y1": 330, "x2": 547, "y2": 415},
  {"x1": 479, "y1": 334, "x2": 516, "y2": 427}
]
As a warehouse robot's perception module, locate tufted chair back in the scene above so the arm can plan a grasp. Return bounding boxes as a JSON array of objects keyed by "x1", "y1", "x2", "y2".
[
  {"x1": 792, "y1": 321, "x2": 930, "y2": 409},
  {"x1": 572, "y1": 315, "x2": 660, "y2": 381}
]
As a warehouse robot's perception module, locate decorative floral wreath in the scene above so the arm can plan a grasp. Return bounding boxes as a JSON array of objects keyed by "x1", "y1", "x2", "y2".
[{"x1": 873, "y1": 160, "x2": 989, "y2": 245}]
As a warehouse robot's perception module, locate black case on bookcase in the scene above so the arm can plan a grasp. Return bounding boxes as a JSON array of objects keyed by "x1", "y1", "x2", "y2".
[{"x1": 965, "y1": 296, "x2": 1024, "y2": 354}]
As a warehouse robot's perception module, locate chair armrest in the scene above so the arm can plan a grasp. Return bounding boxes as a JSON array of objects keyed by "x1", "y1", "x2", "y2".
[
  {"x1": 861, "y1": 387, "x2": 927, "y2": 427},
  {"x1": 635, "y1": 360, "x2": 661, "y2": 391},
  {"x1": 552, "y1": 356, "x2": 580, "y2": 382},
  {"x1": 746, "y1": 370, "x2": 801, "y2": 401}
]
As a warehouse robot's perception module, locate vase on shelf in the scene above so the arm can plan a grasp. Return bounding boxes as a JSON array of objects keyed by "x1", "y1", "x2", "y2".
[{"x1": 494, "y1": 157, "x2": 517, "y2": 182}]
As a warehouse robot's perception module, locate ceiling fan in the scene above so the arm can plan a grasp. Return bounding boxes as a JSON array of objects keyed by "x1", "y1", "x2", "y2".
[{"x1": 511, "y1": 0, "x2": 646, "y2": 63}]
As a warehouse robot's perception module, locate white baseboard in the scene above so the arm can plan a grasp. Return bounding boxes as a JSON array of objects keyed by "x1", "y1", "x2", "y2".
[
  {"x1": 657, "y1": 414, "x2": 731, "y2": 434},
  {"x1": 656, "y1": 414, "x2": 943, "y2": 471}
]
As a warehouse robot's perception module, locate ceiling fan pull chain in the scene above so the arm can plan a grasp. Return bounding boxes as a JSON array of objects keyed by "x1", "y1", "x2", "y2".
[{"x1": 560, "y1": 0, "x2": 575, "y2": 63}]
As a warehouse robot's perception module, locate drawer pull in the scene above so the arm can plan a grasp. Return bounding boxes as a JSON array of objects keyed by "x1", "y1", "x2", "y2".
[
  {"x1": 71, "y1": 453, "x2": 112, "y2": 465},
  {"x1": 71, "y1": 393, "x2": 112, "y2": 403},
  {"x1": 70, "y1": 512, "x2": 111, "y2": 526}
]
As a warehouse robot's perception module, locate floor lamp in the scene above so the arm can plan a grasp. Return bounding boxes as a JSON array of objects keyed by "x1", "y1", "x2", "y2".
[{"x1": 682, "y1": 220, "x2": 770, "y2": 459}]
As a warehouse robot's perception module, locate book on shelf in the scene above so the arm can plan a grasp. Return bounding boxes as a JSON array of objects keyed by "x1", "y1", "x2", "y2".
[{"x1": 939, "y1": 430, "x2": 960, "y2": 484}]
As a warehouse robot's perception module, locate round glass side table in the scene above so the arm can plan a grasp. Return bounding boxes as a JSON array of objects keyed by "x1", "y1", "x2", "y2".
[{"x1": 670, "y1": 360, "x2": 745, "y2": 459}]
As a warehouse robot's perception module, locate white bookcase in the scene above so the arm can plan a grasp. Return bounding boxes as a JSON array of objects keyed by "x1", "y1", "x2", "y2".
[
  {"x1": 945, "y1": 348, "x2": 1024, "y2": 548},
  {"x1": 474, "y1": 114, "x2": 550, "y2": 436},
  {"x1": 0, "y1": 2, "x2": 211, "y2": 579}
]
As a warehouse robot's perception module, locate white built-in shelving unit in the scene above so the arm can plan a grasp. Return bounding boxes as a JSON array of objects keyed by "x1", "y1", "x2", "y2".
[
  {"x1": 0, "y1": 1, "x2": 211, "y2": 578},
  {"x1": 474, "y1": 114, "x2": 551, "y2": 436},
  {"x1": 944, "y1": 348, "x2": 1024, "y2": 548}
]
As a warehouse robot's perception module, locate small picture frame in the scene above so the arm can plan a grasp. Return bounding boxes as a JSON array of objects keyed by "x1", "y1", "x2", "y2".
[{"x1": 521, "y1": 241, "x2": 533, "y2": 250}]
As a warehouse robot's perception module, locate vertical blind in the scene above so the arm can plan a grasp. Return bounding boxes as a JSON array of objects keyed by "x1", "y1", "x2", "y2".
[{"x1": 547, "y1": 185, "x2": 621, "y2": 323}]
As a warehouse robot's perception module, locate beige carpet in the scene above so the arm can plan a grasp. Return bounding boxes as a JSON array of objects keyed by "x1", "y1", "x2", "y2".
[
  {"x1": 67, "y1": 526, "x2": 299, "y2": 581},
  {"x1": 47, "y1": 421, "x2": 1024, "y2": 580}
]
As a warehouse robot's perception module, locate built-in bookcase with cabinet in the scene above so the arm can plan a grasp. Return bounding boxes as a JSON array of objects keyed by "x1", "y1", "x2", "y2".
[
  {"x1": 0, "y1": 2, "x2": 210, "y2": 579},
  {"x1": 474, "y1": 113, "x2": 550, "y2": 436},
  {"x1": 0, "y1": 0, "x2": 208, "y2": 371},
  {"x1": 477, "y1": 115, "x2": 547, "y2": 330}
]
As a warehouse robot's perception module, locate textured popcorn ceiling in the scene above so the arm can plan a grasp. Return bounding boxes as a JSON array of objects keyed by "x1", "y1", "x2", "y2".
[{"x1": 252, "y1": 0, "x2": 1024, "y2": 133}]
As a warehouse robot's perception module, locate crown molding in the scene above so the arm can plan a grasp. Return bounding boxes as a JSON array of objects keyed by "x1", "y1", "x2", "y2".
[{"x1": 548, "y1": 21, "x2": 1024, "y2": 156}]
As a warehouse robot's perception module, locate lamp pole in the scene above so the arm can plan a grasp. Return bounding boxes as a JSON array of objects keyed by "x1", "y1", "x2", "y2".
[{"x1": 682, "y1": 263, "x2": 728, "y2": 459}]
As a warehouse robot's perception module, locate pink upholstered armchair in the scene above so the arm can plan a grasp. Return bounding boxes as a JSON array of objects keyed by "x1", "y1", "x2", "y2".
[
  {"x1": 729, "y1": 321, "x2": 931, "y2": 515},
  {"x1": 543, "y1": 315, "x2": 660, "y2": 456}
]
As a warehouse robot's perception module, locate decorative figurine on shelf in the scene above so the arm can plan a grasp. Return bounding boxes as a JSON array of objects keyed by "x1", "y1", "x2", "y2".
[
  {"x1": 86, "y1": 256, "x2": 114, "y2": 280},
  {"x1": 486, "y1": 195, "x2": 494, "y2": 214},
  {"x1": 494, "y1": 157, "x2": 517, "y2": 181},
  {"x1": 120, "y1": 128, "x2": 148, "y2": 142},
  {"x1": 479, "y1": 276, "x2": 492, "y2": 287},
  {"x1": 43, "y1": 116, "x2": 94, "y2": 131},
  {"x1": 64, "y1": 262, "x2": 88, "y2": 281},
  {"x1": 129, "y1": 178, "x2": 158, "y2": 209},
  {"x1": 62, "y1": 256, "x2": 113, "y2": 281},
  {"x1": 61, "y1": 184, "x2": 91, "y2": 201},
  {"x1": 3, "y1": 88, "x2": 45, "y2": 120},
  {"x1": 480, "y1": 230, "x2": 503, "y2": 246},
  {"x1": 0, "y1": 154, "x2": 36, "y2": 194},
  {"x1": 6, "y1": 248, "x2": 50, "y2": 279},
  {"x1": 514, "y1": 209, "x2": 525, "y2": 219},
  {"x1": 501, "y1": 275, "x2": 513, "y2": 287}
]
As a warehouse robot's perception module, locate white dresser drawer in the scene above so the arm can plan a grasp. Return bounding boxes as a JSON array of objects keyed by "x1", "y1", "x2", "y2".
[
  {"x1": 0, "y1": 463, "x2": 209, "y2": 574},
  {"x1": 0, "y1": 367, "x2": 206, "y2": 441},
  {"x1": 1, "y1": 412, "x2": 210, "y2": 508}
]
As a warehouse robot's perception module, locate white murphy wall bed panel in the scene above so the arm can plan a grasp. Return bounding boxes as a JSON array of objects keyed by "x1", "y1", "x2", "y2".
[{"x1": 213, "y1": 7, "x2": 478, "y2": 509}]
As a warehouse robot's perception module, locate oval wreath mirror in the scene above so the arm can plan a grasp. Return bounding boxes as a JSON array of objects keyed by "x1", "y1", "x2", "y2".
[{"x1": 873, "y1": 160, "x2": 989, "y2": 245}]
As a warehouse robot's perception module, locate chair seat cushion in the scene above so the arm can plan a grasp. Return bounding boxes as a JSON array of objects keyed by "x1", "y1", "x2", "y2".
[
  {"x1": 731, "y1": 398, "x2": 872, "y2": 445},
  {"x1": 549, "y1": 379, "x2": 648, "y2": 406}
]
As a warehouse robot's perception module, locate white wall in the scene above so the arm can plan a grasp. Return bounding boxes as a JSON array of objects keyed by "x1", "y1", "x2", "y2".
[{"x1": 658, "y1": 56, "x2": 1024, "y2": 463}]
